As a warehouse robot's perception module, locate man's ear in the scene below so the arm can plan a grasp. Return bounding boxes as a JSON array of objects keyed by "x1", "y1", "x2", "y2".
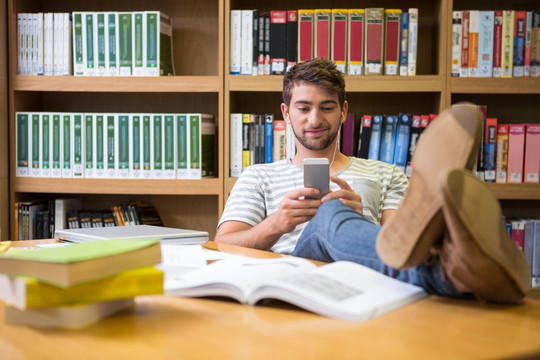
[{"x1": 281, "y1": 103, "x2": 290, "y2": 124}]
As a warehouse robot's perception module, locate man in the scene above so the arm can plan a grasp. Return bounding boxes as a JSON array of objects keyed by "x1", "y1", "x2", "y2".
[{"x1": 216, "y1": 58, "x2": 408, "y2": 253}]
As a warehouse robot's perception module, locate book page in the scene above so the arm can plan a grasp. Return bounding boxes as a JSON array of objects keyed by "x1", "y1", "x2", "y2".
[
  {"x1": 249, "y1": 261, "x2": 427, "y2": 322},
  {"x1": 164, "y1": 256, "x2": 315, "y2": 303}
]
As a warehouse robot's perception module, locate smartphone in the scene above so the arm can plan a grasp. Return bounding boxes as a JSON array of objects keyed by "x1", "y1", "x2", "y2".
[{"x1": 303, "y1": 158, "x2": 330, "y2": 199}]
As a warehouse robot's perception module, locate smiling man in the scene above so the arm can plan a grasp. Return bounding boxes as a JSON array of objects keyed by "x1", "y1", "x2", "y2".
[{"x1": 215, "y1": 58, "x2": 408, "y2": 253}]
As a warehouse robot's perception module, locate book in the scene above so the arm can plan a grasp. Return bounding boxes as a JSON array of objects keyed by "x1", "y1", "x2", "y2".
[
  {"x1": 524, "y1": 123, "x2": 540, "y2": 183},
  {"x1": 525, "y1": 11, "x2": 532, "y2": 77},
  {"x1": 501, "y1": 10, "x2": 514, "y2": 78},
  {"x1": 399, "y1": 11, "x2": 409, "y2": 76},
  {"x1": 72, "y1": 12, "x2": 84, "y2": 75},
  {"x1": 314, "y1": 9, "x2": 331, "y2": 60},
  {"x1": 96, "y1": 12, "x2": 107, "y2": 75},
  {"x1": 163, "y1": 114, "x2": 176, "y2": 179},
  {"x1": 532, "y1": 220, "x2": 540, "y2": 288},
  {"x1": 16, "y1": 112, "x2": 30, "y2": 177},
  {"x1": 468, "y1": 10, "x2": 479, "y2": 77},
  {"x1": 118, "y1": 12, "x2": 133, "y2": 75},
  {"x1": 356, "y1": 115, "x2": 372, "y2": 159},
  {"x1": 460, "y1": 10, "x2": 470, "y2": 77},
  {"x1": 475, "y1": 105, "x2": 487, "y2": 181},
  {"x1": 270, "y1": 10, "x2": 287, "y2": 75},
  {"x1": 30, "y1": 113, "x2": 40, "y2": 177},
  {"x1": 405, "y1": 115, "x2": 428, "y2": 177},
  {"x1": 62, "y1": 113, "x2": 72, "y2": 178},
  {"x1": 493, "y1": 11, "x2": 503, "y2": 77},
  {"x1": 54, "y1": 198, "x2": 83, "y2": 232},
  {"x1": 407, "y1": 8, "x2": 418, "y2": 76},
  {"x1": 230, "y1": 10, "x2": 241, "y2": 75},
  {"x1": 532, "y1": 11, "x2": 540, "y2": 77},
  {"x1": 347, "y1": 9, "x2": 364, "y2": 75},
  {"x1": 229, "y1": 113, "x2": 243, "y2": 177},
  {"x1": 4, "y1": 299, "x2": 134, "y2": 329},
  {"x1": 148, "y1": 11, "x2": 174, "y2": 76},
  {"x1": 251, "y1": 10, "x2": 259, "y2": 75},
  {"x1": 379, "y1": 115, "x2": 398, "y2": 164},
  {"x1": 264, "y1": 113, "x2": 274, "y2": 163},
  {"x1": 164, "y1": 256, "x2": 427, "y2": 322},
  {"x1": 367, "y1": 115, "x2": 383, "y2": 160},
  {"x1": 40, "y1": 113, "x2": 51, "y2": 177},
  {"x1": 507, "y1": 124, "x2": 526, "y2": 183},
  {"x1": 0, "y1": 239, "x2": 161, "y2": 287},
  {"x1": 273, "y1": 119, "x2": 286, "y2": 162},
  {"x1": 496, "y1": 124, "x2": 509, "y2": 183},
  {"x1": 286, "y1": 10, "x2": 298, "y2": 71},
  {"x1": 393, "y1": 113, "x2": 411, "y2": 171},
  {"x1": 257, "y1": 11, "x2": 266, "y2": 74},
  {"x1": 384, "y1": 9, "x2": 401, "y2": 76},
  {"x1": 201, "y1": 116, "x2": 216, "y2": 177},
  {"x1": 72, "y1": 113, "x2": 84, "y2": 178},
  {"x1": 331, "y1": 9, "x2": 347, "y2": 73},
  {"x1": 513, "y1": 11, "x2": 527, "y2": 77},
  {"x1": 132, "y1": 12, "x2": 145, "y2": 76},
  {"x1": 365, "y1": 8, "x2": 384, "y2": 75},
  {"x1": 477, "y1": 11, "x2": 494, "y2": 77},
  {"x1": 0, "y1": 266, "x2": 163, "y2": 309},
  {"x1": 340, "y1": 113, "x2": 356, "y2": 156},
  {"x1": 240, "y1": 10, "x2": 253, "y2": 75},
  {"x1": 51, "y1": 113, "x2": 62, "y2": 178},
  {"x1": 106, "y1": 12, "x2": 119, "y2": 76},
  {"x1": 298, "y1": 9, "x2": 314, "y2": 64},
  {"x1": 483, "y1": 117, "x2": 498, "y2": 182},
  {"x1": 511, "y1": 219, "x2": 526, "y2": 250}
]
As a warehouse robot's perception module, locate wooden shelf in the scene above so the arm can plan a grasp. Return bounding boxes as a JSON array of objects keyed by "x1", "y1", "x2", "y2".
[
  {"x1": 13, "y1": 75, "x2": 221, "y2": 93},
  {"x1": 450, "y1": 78, "x2": 540, "y2": 94},
  {"x1": 228, "y1": 75, "x2": 445, "y2": 92},
  {"x1": 487, "y1": 183, "x2": 540, "y2": 200},
  {"x1": 13, "y1": 177, "x2": 222, "y2": 195}
]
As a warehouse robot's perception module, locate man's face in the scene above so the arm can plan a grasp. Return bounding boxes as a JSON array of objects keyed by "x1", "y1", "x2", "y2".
[{"x1": 285, "y1": 84, "x2": 343, "y2": 151}]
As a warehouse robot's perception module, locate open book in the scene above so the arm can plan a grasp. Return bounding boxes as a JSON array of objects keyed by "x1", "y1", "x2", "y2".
[{"x1": 164, "y1": 256, "x2": 427, "y2": 322}]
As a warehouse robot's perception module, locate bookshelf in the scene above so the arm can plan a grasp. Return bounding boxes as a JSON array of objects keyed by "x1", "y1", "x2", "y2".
[
  {"x1": 449, "y1": 0, "x2": 540, "y2": 219},
  {"x1": 6, "y1": 0, "x2": 224, "y2": 240},
  {"x1": 3, "y1": 0, "x2": 539, "y2": 241}
]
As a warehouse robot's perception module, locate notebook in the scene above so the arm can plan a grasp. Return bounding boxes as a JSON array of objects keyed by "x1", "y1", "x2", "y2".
[{"x1": 55, "y1": 225, "x2": 209, "y2": 245}]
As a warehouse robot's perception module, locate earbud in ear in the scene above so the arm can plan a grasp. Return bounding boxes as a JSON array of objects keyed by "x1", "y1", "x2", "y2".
[{"x1": 286, "y1": 112, "x2": 289, "y2": 118}]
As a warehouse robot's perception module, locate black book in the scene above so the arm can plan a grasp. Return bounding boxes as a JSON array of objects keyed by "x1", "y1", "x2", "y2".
[
  {"x1": 270, "y1": 10, "x2": 287, "y2": 75},
  {"x1": 103, "y1": 211, "x2": 117, "y2": 227},
  {"x1": 357, "y1": 115, "x2": 373, "y2": 159},
  {"x1": 286, "y1": 10, "x2": 298, "y2": 71}
]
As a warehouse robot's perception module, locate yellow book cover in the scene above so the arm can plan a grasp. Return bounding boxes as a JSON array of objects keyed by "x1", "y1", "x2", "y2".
[
  {"x1": 501, "y1": 10, "x2": 515, "y2": 77},
  {"x1": 0, "y1": 266, "x2": 163, "y2": 309}
]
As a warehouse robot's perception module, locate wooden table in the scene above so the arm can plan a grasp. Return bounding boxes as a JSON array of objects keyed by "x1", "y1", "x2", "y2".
[{"x1": 1, "y1": 240, "x2": 540, "y2": 359}]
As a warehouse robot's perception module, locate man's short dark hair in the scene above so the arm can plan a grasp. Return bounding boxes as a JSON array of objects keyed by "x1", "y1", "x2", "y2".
[{"x1": 282, "y1": 58, "x2": 346, "y2": 107}]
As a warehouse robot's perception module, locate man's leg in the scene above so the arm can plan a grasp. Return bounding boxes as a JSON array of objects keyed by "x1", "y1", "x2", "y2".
[{"x1": 293, "y1": 200, "x2": 465, "y2": 298}]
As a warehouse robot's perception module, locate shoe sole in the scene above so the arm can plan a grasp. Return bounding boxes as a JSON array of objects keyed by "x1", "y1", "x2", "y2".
[
  {"x1": 441, "y1": 169, "x2": 530, "y2": 303},
  {"x1": 376, "y1": 103, "x2": 483, "y2": 269}
]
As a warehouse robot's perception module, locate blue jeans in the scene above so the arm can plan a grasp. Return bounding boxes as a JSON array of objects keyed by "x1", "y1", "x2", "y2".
[{"x1": 292, "y1": 200, "x2": 465, "y2": 297}]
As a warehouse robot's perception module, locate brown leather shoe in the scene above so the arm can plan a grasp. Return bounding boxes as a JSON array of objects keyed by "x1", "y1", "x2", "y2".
[
  {"x1": 440, "y1": 169, "x2": 530, "y2": 304},
  {"x1": 376, "y1": 103, "x2": 483, "y2": 269}
]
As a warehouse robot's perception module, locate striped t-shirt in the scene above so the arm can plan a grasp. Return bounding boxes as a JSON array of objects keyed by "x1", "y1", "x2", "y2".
[{"x1": 219, "y1": 157, "x2": 409, "y2": 254}]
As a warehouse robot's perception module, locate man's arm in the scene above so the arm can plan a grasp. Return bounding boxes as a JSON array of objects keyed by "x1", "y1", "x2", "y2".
[{"x1": 215, "y1": 187, "x2": 322, "y2": 251}]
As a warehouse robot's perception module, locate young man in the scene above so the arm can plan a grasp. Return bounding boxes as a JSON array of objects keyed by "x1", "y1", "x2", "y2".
[{"x1": 216, "y1": 58, "x2": 408, "y2": 253}]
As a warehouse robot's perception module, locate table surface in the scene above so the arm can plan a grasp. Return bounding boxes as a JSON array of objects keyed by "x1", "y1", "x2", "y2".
[{"x1": 1, "y1": 240, "x2": 540, "y2": 360}]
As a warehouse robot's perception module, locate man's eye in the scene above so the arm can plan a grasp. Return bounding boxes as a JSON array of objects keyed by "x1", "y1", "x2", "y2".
[{"x1": 322, "y1": 107, "x2": 336, "y2": 112}]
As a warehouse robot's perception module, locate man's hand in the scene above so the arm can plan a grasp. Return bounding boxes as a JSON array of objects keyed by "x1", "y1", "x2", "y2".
[
  {"x1": 268, "y1": 187, "x2": 322, "y2": 234},
  {"x1": 322, "y1": 176, "x2": 364, "y2": 214}
]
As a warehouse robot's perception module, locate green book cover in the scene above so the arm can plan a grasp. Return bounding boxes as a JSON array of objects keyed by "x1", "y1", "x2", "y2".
[
  {"x1": 72, "y1": 12, "x2": 84, "y2": 75},
  {"x1": 96, "y1": 12, "x2": 106, "y2": 74},
  {"x1": 189, "y1": 114, "x2": 201, "y2": 179},
  {"x1": 0, "y1": 239, "x2": 161, "y2": 287},
  {"x1": 130, "y1": 114, "x2": 141, "y2": 178},
  {"x1": 106, "y1": 114, "x2": 116, "y2": 178},
  {"x1": 62, "y1": 113, "x2": 72, "y2": 177},
  {"x1": 96, "y1": 114, "x2": 104, "y2": 174},
  {"x1": 85, "y1": 13, "x2": 95, "y2": 75},
  {"x1": 158, "y1": 12, "x2": 174, "y2": 76},
  {"x1": 118, "y1": 114, "x2": 129, "y2": 177},
  {"x1": 118, "y1": 12, "x2": 133, "y2": 75},
  {"x1": 133, "y1": 12, "x2": 145, "y2": 76},
  {"x1": 163, "y1": 114, "x2": 175, "y2": 178},
  {"x1": 84, "y1": 114, "x2": 94, "y2": 178},
  {"x1": 16, "y1": 112, "x2": 29, "y2": 177},
  {"x1": 107, "y1": 12, "x2": 119, "y2": 75},
  {"x1": 176, "y1": 114, "x2": 188, "y2": 178},
  {"x1": 73, "y1": 113, "x2": 83, "y2": 178},
  {"x1": 142, "y1": 114, "x2": 151, "y2": 177},
  {"x1": 31, "y1": 113, "x2": 40, "y2": 176},
  {"x1": 152, "y1": 114, "x2": 163, "y2": 177},
  {"x1": 41, "y1": 113, "x2": 50, "y2": 176},
  {"x1": 145, "y1": 11, "x2": 159, "y2": 75},
  {"x1": 51, "y1": 113, "x2": 61, "y2": 177}
]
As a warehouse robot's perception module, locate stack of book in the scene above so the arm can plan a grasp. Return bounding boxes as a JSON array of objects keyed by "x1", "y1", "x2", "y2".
[
  {"x1": 16, "y1": 11, "x2": 175, "y2": 76},
  {"x1": 230, "y1": 8, "x2": 419, "y2": 76},
  {"x1": 451, "y1": 10, "x2": 540, "y2": 78},
  {"x1": 504, "y1": 218, "x2": 540, "y2": 288},
  {"x1": 15, "y1": 112, "x2": 216, "y2": 180},
  {"x1": 0, "y1": 239, "x2": 163, "y2": 329}
]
